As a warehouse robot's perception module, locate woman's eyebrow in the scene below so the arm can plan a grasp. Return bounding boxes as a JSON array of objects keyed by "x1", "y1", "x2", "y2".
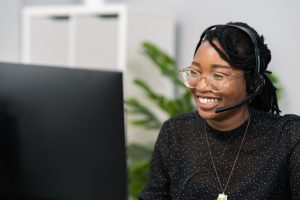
[
  {"x1": 191, "y1": 61, "x2": 201, "y2": 67},
  {"x1": 192, "y1": 61, "x2": 231, "y2": 69},
  {"x1": 211, "y1": 64, "x2": 231, "y2": 69}
]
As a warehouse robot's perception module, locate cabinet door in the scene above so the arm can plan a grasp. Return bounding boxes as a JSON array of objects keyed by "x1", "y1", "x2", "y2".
[
  {"x1": 30, "y1": 16, "x2": 69, "y2": 66},
  {"x1": 75, "y1": 14, "x2": 119, "y2": 70}
]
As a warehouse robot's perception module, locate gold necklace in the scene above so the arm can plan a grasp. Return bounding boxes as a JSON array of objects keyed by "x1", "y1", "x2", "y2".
[{"x1": 204, "y1": 116, "x2": 250, "y2": 200}]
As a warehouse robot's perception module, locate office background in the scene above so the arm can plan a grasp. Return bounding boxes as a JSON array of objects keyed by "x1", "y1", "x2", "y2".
[
  {"x1": 1, "y1": 2, "x2": 299, "y2": 198},
  {"x1": 1, "y1": 0, "x2": 300, "y2": 123}
]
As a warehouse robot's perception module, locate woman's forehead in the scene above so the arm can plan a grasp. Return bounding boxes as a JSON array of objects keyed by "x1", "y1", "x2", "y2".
[
  {"x1": 194, "y1": 41, "x2": 230, "y2": 66},
  {"x1": 194, "y1": 40, "x2": 244, "y2": 72}
]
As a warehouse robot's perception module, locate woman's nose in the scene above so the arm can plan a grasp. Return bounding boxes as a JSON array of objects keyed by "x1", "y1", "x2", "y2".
[{"x1": 195, "y1": 77, "x2": 210, "y2": 91}]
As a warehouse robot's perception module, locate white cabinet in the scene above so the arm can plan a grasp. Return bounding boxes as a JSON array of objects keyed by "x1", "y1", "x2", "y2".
[
  {"x1": 28, "y1": 16, "x2": 70, "y2": 66},
  {"x1": 22, "y1": 5, "x2": 175, "y2": 144},
  {"x1": 22, "y1": 5, "x2": 175, "y2": 70},
  {"x1": 75, "y1": 14, "x2": 119, "y2": 68}
]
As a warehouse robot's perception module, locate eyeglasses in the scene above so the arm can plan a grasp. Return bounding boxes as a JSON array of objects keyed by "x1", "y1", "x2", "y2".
[{"x1": 179, "y1": 67, "x2": 244, "y2": 92}]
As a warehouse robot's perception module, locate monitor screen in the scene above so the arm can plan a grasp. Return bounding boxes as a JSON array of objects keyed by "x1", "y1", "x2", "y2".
[{"x1": 0, "y1": 62, "x2": 127, "y2": 200}]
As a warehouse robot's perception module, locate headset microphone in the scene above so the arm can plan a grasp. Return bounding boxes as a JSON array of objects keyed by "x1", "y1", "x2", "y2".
[{"x1": 215, "y1": 96, "x2": 252, "y2": 113}]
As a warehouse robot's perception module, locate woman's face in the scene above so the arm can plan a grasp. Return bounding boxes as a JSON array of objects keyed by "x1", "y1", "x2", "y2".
[{"x1": 190, "y1": 40, "x2": 247, "y2": 121}]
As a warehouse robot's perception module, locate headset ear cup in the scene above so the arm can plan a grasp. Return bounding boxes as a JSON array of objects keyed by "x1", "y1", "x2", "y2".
[
  {"x1": 248, "y1": 74, "x2": 264, "y2": 94},
  {"x1": 248, "y1": 78, "x2": 256, "y2": 93},
  {"x1": 247, "y1": 75, "x2": 264, "y2": 103},
  {"x1": 252, "y1": 75, "x2": 265, "y2": 94},
  {"x1": 257, "y1": 75, "x2": 265, "y2": 92}
]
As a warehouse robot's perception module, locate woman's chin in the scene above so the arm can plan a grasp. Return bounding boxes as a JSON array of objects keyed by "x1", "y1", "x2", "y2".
[
  {"x1": 195, "y1": 101, "x2": 222, "y2": 120},
  {"x1": 197, "y1": 108, "x2": 218, "y2": 120}
]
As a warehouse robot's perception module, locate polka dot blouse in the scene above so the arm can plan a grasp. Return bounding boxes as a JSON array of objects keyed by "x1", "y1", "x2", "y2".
[{"x1": 139, "y1": 108, "x2": 300, "y2": 200}]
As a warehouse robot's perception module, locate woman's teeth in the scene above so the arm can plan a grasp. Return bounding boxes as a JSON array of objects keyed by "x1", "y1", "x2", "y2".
[{"x1": 199, "y1": 97, "x2": 220, "y2": 104}]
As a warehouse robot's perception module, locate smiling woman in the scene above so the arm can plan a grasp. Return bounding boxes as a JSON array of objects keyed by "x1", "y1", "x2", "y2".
[
  {"x1": 185, "y1": 40, "x2": 249, "y2": 128},
  {"x1": 139, "y1": 22, "x2": 300, "y2": 200}
]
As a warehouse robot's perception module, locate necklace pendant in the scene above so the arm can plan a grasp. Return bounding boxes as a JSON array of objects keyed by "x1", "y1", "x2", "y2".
[{"x1": 217, "y1": 193, "x2": 227, "y2": 200}]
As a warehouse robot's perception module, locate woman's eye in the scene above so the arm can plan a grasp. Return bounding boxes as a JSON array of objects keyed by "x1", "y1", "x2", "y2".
[
  {"x1": 212, "y1": 73, "x2": 225, "y2": 80},
  {"x1": 190, "y1": 70, "x2": 198, "y2": 77}
]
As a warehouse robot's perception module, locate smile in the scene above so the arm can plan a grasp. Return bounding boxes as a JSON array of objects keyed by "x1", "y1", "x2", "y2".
[{"x1": 198, "y1": 96, "x2": 221, "y2": 104}]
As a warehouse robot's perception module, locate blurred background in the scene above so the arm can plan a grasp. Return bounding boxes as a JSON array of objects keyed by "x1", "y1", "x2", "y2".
[{"x1": 1, "y1": 0, "x2": 300, "y2": 198}]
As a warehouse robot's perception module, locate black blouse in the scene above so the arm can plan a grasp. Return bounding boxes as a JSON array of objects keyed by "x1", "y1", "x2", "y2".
[{"x1": 139, "y1": 108, "x2": 300, "y2": 200}]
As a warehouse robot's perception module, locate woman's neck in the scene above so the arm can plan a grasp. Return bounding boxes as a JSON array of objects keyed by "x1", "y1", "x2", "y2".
[{"x1": 206, "y1": 107, "x2": 250, "y2": 131}]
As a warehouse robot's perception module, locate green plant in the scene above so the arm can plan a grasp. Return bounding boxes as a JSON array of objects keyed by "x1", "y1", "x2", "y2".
[
  {"x1": 126, "y1": 42, "x2": 194, "y2": 129},
  {"x1": 127, "y1": 144, "x2": 152, "y2": 199},
  {"x1": 126, "y1": 41, "x2": 195, "y2": 199}
]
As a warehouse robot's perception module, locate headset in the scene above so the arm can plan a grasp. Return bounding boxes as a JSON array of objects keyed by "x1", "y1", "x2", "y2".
[{"x1": 196, "y1": 24, "x2": 265, "y2": 113}]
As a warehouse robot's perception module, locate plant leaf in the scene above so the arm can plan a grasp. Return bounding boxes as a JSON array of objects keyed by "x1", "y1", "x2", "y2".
[
  {"x1": 125, "y1": 98, "x2": 162, "y2": 129},
  {"x1": 142, "y1": 41, "x2": 184, "y2": 87},
  {"x1": 128, "y1": 159, "x2": 150, "y2": 200},
  {"x1": 133, "y1": 79, "x2": 194, "y2": 117}
]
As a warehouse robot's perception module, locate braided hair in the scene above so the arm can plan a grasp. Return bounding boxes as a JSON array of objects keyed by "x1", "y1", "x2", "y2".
[{"x1": 194, "y1": 22, "x2": 280, "y2": 114}]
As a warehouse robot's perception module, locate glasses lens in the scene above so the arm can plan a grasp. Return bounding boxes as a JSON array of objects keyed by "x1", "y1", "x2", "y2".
[
  {"x1": 181, "y1": 69, "x2": 198, "y2": 88},
  {"x1": 206, "y1": 73, "x2": 226, "y2": 92}
]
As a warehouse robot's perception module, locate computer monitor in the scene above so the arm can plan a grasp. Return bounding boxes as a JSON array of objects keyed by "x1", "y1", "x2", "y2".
[{"x1": 0, "y1": 62, "x2": 127, "y2": 200}]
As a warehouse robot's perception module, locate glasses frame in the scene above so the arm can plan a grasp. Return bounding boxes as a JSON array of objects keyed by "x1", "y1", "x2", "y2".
[{"x1": 179, "y1": 66, "x2": 244, "y2": 92}]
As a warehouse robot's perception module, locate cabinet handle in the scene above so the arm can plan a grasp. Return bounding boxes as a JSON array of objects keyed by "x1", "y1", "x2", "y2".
[
  {"x1": 95, "y1": 14, "x2": 118, "y2": 19},
  {"x1": 49, "y1": 16, "x2": 69, "y2": 21}
]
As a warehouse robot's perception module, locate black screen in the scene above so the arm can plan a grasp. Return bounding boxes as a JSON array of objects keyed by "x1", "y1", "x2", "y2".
[{"x1": 0, "y1": 62, "x2": 127, "y2": 200}]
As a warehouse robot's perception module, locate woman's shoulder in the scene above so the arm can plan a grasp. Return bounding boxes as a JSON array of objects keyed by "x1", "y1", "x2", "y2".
[
  {"x1": 252, "y1": 108, "x2": 300, "y2": 144},
  {"x1": 251, "y1": 108, "x2": 300, "y2": 124},
  {"x1": 281, "y1": 113, "x2": 300, "y2": 145}
]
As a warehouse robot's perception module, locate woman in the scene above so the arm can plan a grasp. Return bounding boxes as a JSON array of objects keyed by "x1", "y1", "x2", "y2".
[{"x1": 139, "y1": 22, "x2": 300, "y2": 200}]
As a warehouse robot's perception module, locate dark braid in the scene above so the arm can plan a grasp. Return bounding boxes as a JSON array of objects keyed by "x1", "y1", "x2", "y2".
[{"x1": 194, "y1": 22, "x2": 281, "y2": 114}]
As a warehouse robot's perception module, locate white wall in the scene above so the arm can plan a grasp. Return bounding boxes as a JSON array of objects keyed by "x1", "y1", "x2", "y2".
[
  {"x1": 0, "y1": 1, "x2": 21, "y2": 62},
  {"x1": 23, "y1": 0, "x2": 81, "y2": 6},
  {"x1": 0, "y1": 0, "x2": 81, "y2": 63},
  {"x1": 1, "y1": 0, "x2": 300, "y2": 115}
]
